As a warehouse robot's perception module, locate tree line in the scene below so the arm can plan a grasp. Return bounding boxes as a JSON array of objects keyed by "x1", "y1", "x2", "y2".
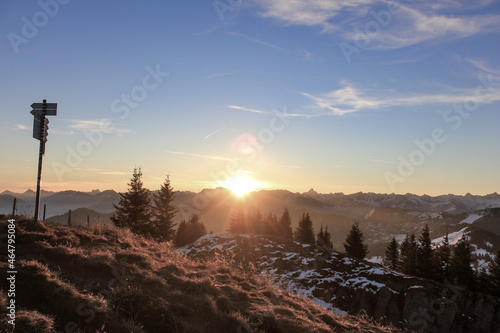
[
  {"x1": 112, "y1": 168, "x2": 371, "y2": 259},
  {"x1": 111, "y1": 167, "x2": 206, "y2": 247},
  {"x1": 383, "y1": 224, "x2": 500, "y2": 295},
  {"x1": 229, "y1": 208, "x2": 370, "y2": 260}
]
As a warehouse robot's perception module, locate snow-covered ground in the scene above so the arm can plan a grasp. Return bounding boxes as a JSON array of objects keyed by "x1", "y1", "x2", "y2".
[
  {"x1": 432, "y1": 227, "x2": 469, "y2": 247},
  {"x1": 459, "y1": 213, "x2": 483, "y2": 224},
  {"x1": 180, "y1": 233, "x2": 421, "y2": 316}
]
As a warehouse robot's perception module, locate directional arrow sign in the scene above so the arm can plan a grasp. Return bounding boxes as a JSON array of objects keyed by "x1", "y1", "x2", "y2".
[
  {"x1": 31, "y1": 102, "x2": 57, "y2": 110},
  {"x1": 32, "y1": 113, "x2": 44, "y2": 140},
  {"x1": 31, "y1": 109, "x2": 57, "y2": 116},
  {"x1": 31, "y1": 103, "x2": 57, "y2": 116}
]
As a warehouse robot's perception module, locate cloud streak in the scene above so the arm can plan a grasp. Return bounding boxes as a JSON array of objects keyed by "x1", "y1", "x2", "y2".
[
  {"x1": 226, "y1": 32, "x2": 287, "y2": 51},
  {"x1": 255, "y1": 0, "x2": 500, "y2": 49},
  {"x1": 303, "y1": 80, "x2": 500, "y2": 116},
  {"x1": 67, "y1": 119, "x2": 130, "y2": 134},
  {"x1": 255, "y1": 0, "x2": 372, "y2": 33},
  {"x1": 227, "y1": 105, "x2": 270, "y2": 114},
  {"x1": 12, "y1": 124, "x2": 29, "y2": 131},
  {"x1": 167, "y1": 150, "x2": 234, "y2": 161}
]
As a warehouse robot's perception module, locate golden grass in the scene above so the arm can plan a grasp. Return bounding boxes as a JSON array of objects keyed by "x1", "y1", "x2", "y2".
[{"x1": 0, "y1": 219, "x2": 399, "y2": 332}]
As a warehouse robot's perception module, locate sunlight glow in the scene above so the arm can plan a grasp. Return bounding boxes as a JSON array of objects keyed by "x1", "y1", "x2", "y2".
[{"x1": 225, "y1": 175, "x2": 261, "y2": 197}]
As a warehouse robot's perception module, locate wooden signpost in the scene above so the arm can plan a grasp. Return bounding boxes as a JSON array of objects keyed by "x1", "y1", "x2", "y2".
[{"x1": 31, "y1": 99, "x2": 57, "y2": 222}]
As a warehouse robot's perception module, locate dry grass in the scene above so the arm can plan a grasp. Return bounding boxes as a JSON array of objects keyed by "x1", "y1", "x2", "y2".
[{"x1": 0, "y1": 219, "x2": 399, "y2": 332}]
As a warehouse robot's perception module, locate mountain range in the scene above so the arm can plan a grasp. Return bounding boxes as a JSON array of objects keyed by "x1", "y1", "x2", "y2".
[{"x1": 2, "y1": 188, "x2": 500, "y2": 268}]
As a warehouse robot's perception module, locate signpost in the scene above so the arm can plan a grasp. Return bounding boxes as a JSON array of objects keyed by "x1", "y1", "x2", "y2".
[{"x1": 31, "y1": 99, "x2": 57, "y2": 222}]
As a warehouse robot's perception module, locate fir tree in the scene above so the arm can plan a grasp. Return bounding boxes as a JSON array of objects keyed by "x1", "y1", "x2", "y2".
[
  {"x1": 449, "y1": 234, "x2": 475, "y2": 288},
  {"x1": 263, "y1": 212, "x2": 279, "y2": 236},
  {"x1": 317, "y1": 225, "x2": 333, "y2": 249},
  {"x1": 416, "y1": 224, "x2": 436, "y2": 279},
  {"x1": 400, "y1": 233, "x2": 417, "y2": 275},
  {"x1": 436, "y1": 232, "x2": 451, "y2": 281},
  {"x1": 476, "y1": 266, "x2": 493, "y2": 295},
  {"x1": 174, "y1": 214, "x2": 207, "y2": 247},
  {"x1": 174, "y1": 220, "x2": 188, "y2": 247},
  {"x1": 488, "y1": 250, "x2": 500, "y2": 295},
  {"x1": 111, "y1": 167, "x2": 152, "y2": 236},
  {"x1": 151, "y1": 176, "x2": 178, "y2": 241},
  {"x1": 384, "y1": 236, "x2": 399, "y2": 270},
  {"x1": 249, "y1": 210, "x2": 263, "y2": 234},
  {"x1": 228, "y1": 206, "x2": 248, "y2": 234},
  {"x1": 294, "y1": 212, "x2": 315, "y2": 245},
  {"x1": 344, "y1": 221, "x2": 368, "y2": 260},
  {"x1": 278, "y1": 208, "x2": 293, "y2": 241}
]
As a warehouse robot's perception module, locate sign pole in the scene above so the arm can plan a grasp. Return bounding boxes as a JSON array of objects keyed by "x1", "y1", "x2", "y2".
[{"x1": 33, "y1": 100, "x2": 47, "y2": 222}]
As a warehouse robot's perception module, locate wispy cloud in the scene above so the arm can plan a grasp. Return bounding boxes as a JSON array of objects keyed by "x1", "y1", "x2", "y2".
[
  {"x1": 350, "y1": 4, "x2": 500, "y2": 50},
  {"x1": 12, "y1": 124, "x2": 29, "y2": 131},
  {"x1": 227, "y1": 105, "x2": 270, "y2": 114},
  {"x1": 368, "y1": 158, "x2": 397, "y2": 164},
  {"x1": 226, "y1": 32, "x2": 287, "y2": 51},
  {"x1": 303, "y1": 80, "x2": 500, "y2": 115},
  {"x1": 254, "y1": 0, "x2": 500, "y2": 49},
  {"x1": 228, "y1": 104, "x2": 321, "y2": 119},
  {"x1": 255, "y1": 0, "x2": 374, "y2": 33},
  {"x1": 67, "y1": 119, "x2": 130, "y2": 134},
  {"x1": 465, "y1": 58, "x2": 500, "y2": 76},
  {"x1": 74, "y1": 167, "x2": 129, "y2": 176},
  {"x1": 166, "y1": 150, "x2": 234, "y2": 161},
  {"x1": 204, "y1": 72, "x2": 236, "y2": 80}
]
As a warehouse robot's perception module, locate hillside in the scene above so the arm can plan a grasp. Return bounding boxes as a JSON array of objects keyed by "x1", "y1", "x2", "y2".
[
  {"x1": 182, "y1": 234, "x2": 500, "y2": 332},
  {"x1": 0, "y1": 219, "x2": 397, "y2": 333},
  {"x1": 45, "y1": 207, "x2": 113, "y2": 227}
]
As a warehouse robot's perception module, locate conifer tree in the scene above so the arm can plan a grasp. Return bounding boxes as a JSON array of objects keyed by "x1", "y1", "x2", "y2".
[
  {"x1": 400, "y1": 233, "x2": 417, "y2": 275},
  {"x1": 436, "y1": 232, "x2": 451, "y2": 281},
  {"x1": 151, "y1": 176, "x2": 178, "y2": 241},
  {"x1": 174, "y1": 214, "x2": 207, "y2": 247},
  {"x1": 416, "y1": 224, "x2": 436, "y2": 279},
  {"x1": 111, "y1": 167, "x2": 152, "y2": 236},
  {"x1": 263, "y1": 212, "x2": 279, "y2": 236},
  {"x1": 449, "y1": 234, "x2": 475, "y2": 288},
  {"x1": 488, "y1": 250, "x2": 500, "y2": 294},
  {"x1": 317, "y1": 225, "x2": 333, "y2": 249},
  {"x1": 278, "y1": 208, "x2": 293, "y2": 241},
  {"x1": 229, "y1": 206, "x2": 248, "y2": 234},
  {"x1": 384, "y1": 236, "x2": 400, "y2": 270},
  {"x1": 174, "y1": 220, "x2": 188, "y2": 247},
  {"x1": 250, "y1": 210, "x2": 263, "y2": 234},
  {"x1": 476, "y1": 266, "x2": 493, "y2": 294},
  {"x1": 294, "y1": 212, "x2": 315, "y2": 245},
  {"x1": 344, "y1": 221, "x2": 368, "y2": 260}
]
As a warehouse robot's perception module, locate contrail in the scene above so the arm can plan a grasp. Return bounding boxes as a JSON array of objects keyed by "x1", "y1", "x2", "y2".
[{"x1": 203, "y1": 126, "x2": 226, "y2": 140}]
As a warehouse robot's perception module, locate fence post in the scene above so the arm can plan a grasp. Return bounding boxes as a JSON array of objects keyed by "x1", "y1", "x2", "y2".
[{"x1": 12, "y1": 198, "x2": 17, "y2": 219}]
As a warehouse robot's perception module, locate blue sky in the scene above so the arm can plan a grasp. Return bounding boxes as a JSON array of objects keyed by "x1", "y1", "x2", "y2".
[{"x1": 1, "y1": 0, "x2": 499, "y2": 195}]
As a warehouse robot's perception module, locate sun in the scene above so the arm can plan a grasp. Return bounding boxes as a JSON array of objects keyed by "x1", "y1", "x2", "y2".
[{"x1": 225, "y1": 175, "x2": 260, "y2": 197}]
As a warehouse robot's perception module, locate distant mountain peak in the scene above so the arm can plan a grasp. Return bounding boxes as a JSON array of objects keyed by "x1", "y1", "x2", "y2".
[{"x1": 306, "y1": 188, "x2": 318, "y2": 195}]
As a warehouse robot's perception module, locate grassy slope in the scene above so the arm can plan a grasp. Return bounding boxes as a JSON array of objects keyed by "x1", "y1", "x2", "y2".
[{"x1": 0, "y1": 219, "x2": 398, "y2": 333}]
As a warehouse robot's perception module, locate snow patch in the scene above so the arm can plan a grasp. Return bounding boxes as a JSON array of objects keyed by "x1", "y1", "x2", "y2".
[
  {"x1": 367, "y1": 256, "x2": 383, "y2": 264},
  {"x1": 432, "y1": 228, "x2": 469, "y2": 247},
  {"x1": 365, "y1": 208, "x2": 375, "y2": 219},
  {"x1": 459, "y1": 213, "x2": 483, "y2": 224}
]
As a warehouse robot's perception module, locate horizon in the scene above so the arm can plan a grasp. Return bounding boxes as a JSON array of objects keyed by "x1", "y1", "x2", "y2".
[
  {"x1": 2, "y1": 1, "x2": 499, "y2": 197},
  {"x1": 2, "y1": 187, "x2": 500, "y2": 198}
]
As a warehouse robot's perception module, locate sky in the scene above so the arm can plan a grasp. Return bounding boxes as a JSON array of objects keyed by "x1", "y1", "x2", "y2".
[{"x1": 1, "y1": 0, "x2": 499, "y2": 196}]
